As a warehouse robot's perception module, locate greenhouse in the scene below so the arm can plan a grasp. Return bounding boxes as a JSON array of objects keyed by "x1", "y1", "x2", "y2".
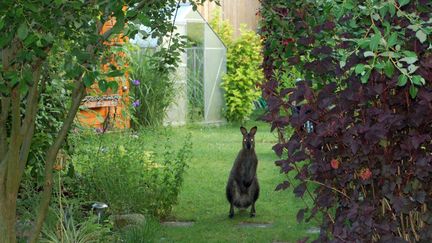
[{"x1": 131, "y1": 3, "x2": 227, "y2": 126}]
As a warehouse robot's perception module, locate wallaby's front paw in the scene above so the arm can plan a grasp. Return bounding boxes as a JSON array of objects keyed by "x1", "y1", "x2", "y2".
[{"x1": 250, "y1": 212, "x2": 256, "y2": 218}]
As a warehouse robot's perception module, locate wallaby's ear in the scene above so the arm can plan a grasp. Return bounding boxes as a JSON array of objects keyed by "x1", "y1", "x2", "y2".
[
  {"x1": 249, "y1": 126, "x2": 257, "y2": 136},
  {"x1": 240, "y1": 126, "x2": 247, "y2": 135}
]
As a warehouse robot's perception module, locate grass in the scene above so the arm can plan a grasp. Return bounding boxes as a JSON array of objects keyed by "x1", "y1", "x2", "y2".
[{"x1": 146, "y1": 121, "x2": 317, "y2": 243}]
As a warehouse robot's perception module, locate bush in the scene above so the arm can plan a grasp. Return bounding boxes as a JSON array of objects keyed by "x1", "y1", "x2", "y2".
[
  {"x1": 71, "y1": 130, "x2": 192, "y2": 218},
  {"x1": 210, "y1": 14, "x2": 264, "y2": 122},
  {"x1": 125, "y1": 45, "x2": 176, "y2": 128},
  {"x1": 260, "y1": 0, "x2": 432, "y2": 242},
  {"x1": 209, "y1": 9, "x2": 233, "y2": 46}
]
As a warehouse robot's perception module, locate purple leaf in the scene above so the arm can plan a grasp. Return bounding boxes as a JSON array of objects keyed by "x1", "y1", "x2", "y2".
[
  {"x1": 297, "y1": 208, "x2": 308, "y2": 223},
  {"x1": 272, "y1": 143, "x2": 285, "y2": 157},
  {"x1": 294, "y1": 182, "x2": 307, "y2": 197},
  {"x1": 275, "y1": 180, "x2": 291, "y2": 191},
  {"x1": 297, "y1": 36, "x2": 315, "y2": 46},
  {"x1": 323, "y1": 21, "x2": 336, "y2": 30}
]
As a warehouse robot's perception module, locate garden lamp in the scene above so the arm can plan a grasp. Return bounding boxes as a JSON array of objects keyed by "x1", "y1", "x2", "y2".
[
  {"x1": 293, "y1": 78, "x2": 314, "y2": 134},
  {"x1": 92, "y1": 202, "x2": 108, "y2": 223}
]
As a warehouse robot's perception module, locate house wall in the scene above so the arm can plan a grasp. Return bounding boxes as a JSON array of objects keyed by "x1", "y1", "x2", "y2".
[{"x1": 197, "y1": 0, "x2": 261, "y2": 37}]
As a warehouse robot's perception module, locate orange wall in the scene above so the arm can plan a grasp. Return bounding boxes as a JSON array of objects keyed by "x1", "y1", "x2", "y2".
[{"x1": 76, "y1": 18, "x2": 130, "y2": 130}]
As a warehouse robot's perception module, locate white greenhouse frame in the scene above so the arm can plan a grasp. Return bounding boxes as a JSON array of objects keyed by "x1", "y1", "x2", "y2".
[{"x1": 131, "y1": 3, "x2": 227, "y2": 126}]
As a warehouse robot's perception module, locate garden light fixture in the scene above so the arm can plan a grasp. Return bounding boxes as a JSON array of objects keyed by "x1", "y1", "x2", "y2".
[{"x1": 92, "y1": 202, "x2": 108, "y2": 223}]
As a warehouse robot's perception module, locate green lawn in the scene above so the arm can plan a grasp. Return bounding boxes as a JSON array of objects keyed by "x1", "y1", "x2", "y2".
[{"x1": 149, "y1": 121, "x2": 317, "y2": 243}]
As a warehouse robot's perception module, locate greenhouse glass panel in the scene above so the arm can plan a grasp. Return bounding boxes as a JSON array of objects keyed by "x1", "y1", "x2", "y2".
[{"x1": 131, "y1": 3, "x2": 226, "y2": 125}]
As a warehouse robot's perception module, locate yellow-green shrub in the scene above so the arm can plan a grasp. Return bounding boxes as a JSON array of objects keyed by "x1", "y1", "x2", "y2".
[
  {"x1": 210, "y1": 13, "x2": 264, "y2": 122},
  {"x1": 209, "y1": 9, "x2": 233, "y2": 46}
]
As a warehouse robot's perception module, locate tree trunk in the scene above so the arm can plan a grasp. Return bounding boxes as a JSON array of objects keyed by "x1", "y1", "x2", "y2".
[
  {"x1": 28, "y1": 80, "x2": 85, "y2": 243},
  {"x1": 0, "y1": 196, "x2": 17, "y2": 243}
]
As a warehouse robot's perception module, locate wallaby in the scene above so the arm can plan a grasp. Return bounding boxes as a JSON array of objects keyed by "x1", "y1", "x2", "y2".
[{"x1": 226, "y1": 126, "x2": 260, "y2": 218}]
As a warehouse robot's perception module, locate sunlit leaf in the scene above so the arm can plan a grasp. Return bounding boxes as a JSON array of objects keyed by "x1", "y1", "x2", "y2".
[
  {"x1": 397, "y1": 74, "x2": 407, "y2": 86},
  {"x1": 398, "y1": 0, "x2": 410, "y2": 7},
  {"x1": 384, "y1": 60, "x2": 395, "y2": 78},
  {"x1": 416, "y1": 30, "x2": 427, "y2": 43},
  {"x1": 387, "y1": 32, "x2": 398, "y2": 47},
  {"x1": 412, "y1": 75, "x2": 425, "y2": 86},
  {"x1": 361, "y1": 70, "x2": 371, "y2": 83},
  {"x1": 17, "y1": 23, "x2": 29, "y2": 40},
  {"x1": 409, "y1": 85, "x2": 418, "y2": 98},
  {"x1": 369, "y1": 32, "x2": 381, "y2": 51},
  {"x1": 355, "y1": 64, "x2": 365, "y2": 74}
]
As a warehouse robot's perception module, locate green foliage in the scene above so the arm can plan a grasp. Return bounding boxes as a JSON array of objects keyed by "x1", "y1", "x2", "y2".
[
  {"x1": 41, "y1": 208, "x2": 110, "y2": 243},
  {"x1": 260, "y1": 0, "x2": 431, "y2": 96},
  {"x1": 124, "y1": 45, "x2": 176, "y2": 128},
  {"x1": 117, "y1": 218, "x2": 160, "y2": 243},
  {"x1": 209, "y1": 9, "x2": 233, "y2": 46},
  {"x1": 71, "y1": 131, "x2": 192, "y2": 218},
  {"x1": 186, "y1": 48, "x2": 205, "y2": 121},
  {"x1": 0, "y1": 0, "x2": 217, "y2": 241},
  {"x1": 210, "y1": 14, "x2": 264, "y2": 122},
  {"x1": 223, "y1": 26, "x2": 264, "y2": 122},
  {"x1": 260, "y1": 0, "x2": 432, "y2": 241},
  {"x1": 273, "y1": 67, "x2": 303, "y2": 90}
]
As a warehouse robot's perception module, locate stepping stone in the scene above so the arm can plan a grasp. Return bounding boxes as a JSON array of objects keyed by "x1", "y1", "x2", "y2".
[
  {"x1": 112, "y1": 213, "x2": 146, "y2": 229},
  {"x1": 238, "y1": 222, "x2": 273, "y2": 228},
  {"x1": 162, "y1": 221, "x2": 194, "y2": 227},
  {"x1": 306, "y1": 227, "x2": 320, "y2": 234}
]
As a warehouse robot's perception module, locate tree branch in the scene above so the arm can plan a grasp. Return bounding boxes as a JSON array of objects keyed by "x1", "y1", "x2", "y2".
[
  {"x1": 0, "y1": 40, "x2": 21, "y2": 163},
  {"x1": 20, "y1": 61, "x2": 44, "y2": 138},
  {"x1": 18, "y1": 65, "x2": 44, "y2": 182},
  {"x1": 29, "y1": 77, "x2": 86, "y2": 243}
]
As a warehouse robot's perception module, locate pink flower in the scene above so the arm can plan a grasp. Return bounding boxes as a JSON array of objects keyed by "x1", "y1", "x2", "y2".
[
  {"x1": 330, "y1": 159, "x2": 340, "y2": 169},
  {"x1": 282, "y1": 38, "x2": 295, "y2": 46},
  {"x1": 360, "y1": 168, "x2": 372, "y2": 180}
]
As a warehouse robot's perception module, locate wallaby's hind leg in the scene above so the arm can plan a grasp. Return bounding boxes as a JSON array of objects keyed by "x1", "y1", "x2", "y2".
[
  {"x1": 229, "y1": 203, "x2": 234, "y2": 218},
  {"x1": 250, "y1": 179, "x2": 259, "y2": 218},
  {"x1": 250, "y1": 202, "x2": 256, "y2": 217}
]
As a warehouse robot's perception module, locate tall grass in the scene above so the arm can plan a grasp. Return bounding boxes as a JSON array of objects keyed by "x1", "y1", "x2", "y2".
[
  {"x1": 125, "y1": 45, "x2": 176, "y2": 128},
  {"x1": 41, "y1": 209, "x2": 108, "y2": 243},
  {"x1": 186, "y1": 47, "x2": 204, "y2": 122},
  {"x1": 118, "y1": 218, "x2": 160, "y2": 243}
]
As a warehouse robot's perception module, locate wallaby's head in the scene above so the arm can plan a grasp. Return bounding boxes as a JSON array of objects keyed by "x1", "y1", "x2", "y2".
[{"x1": 240, "y1": 126, "x2": 257, "y2": 150}]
